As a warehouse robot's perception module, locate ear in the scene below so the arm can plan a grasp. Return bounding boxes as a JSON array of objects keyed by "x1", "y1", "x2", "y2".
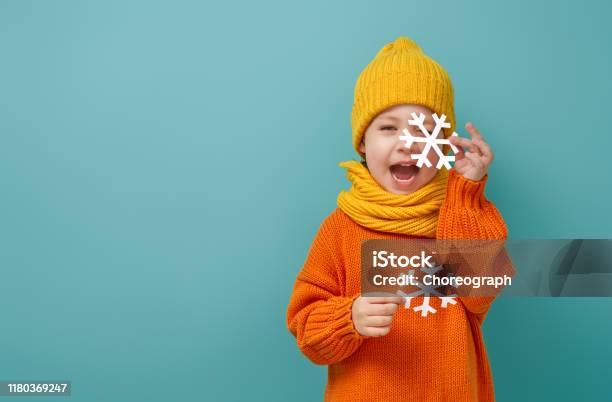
[{"x1": 358, "y1": 139, "x2": 365, "y2": 154}]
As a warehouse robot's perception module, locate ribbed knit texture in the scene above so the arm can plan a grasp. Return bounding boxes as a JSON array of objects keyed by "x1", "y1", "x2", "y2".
[
  {"x1": 337, "y1": 160, "x2": 449, "y2": 237},
  {"x1": 352, "y1": 37, "x2": 455, "y2": 157},
  {"x1": 286, "y1": 169, "x2": 508, "y2": 402}
]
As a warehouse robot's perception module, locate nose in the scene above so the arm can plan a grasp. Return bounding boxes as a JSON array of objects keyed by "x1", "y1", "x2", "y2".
[{"x1": 397, "y1": 128, "x2": 421, "y2": 155}]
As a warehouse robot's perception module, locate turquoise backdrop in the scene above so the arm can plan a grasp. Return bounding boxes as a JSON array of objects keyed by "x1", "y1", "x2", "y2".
[{"x1": 1, "y1": 0, "x2": 610, "y2": 401}]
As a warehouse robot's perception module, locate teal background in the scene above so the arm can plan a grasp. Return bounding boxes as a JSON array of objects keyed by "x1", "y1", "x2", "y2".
[{"x1": 1, "y1": 0, "x2": 611, "y2": 401}]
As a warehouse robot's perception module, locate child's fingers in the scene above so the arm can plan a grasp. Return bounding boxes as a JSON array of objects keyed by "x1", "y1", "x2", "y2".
[
  {"x1": 366, "y1": 302, "x2": 399, "y2": 316},
  {"x1": 464, "y1": 152, "x2": 486, "y2": 169},
  {"x1": 472, "y1": 137, "x2": 494, "y2": 164},
  {"x1": 364, "y1": 326, "x2": 391, "y2": 337},
  {"x1": 366, "y1": 296, "x2": 405, "y2": 305},
  {"x1": 364, "y1": 315, "x2": 393, "y2": 327},
  {"x1": 450, "y1": 136, "x2": 465, "y2": 161},
  {"x1": 465, "y1": 122, "x2": 485, "y2": 142},
  {"x1": 450, "y1": 136, "x2": 480, "y2": 156}
]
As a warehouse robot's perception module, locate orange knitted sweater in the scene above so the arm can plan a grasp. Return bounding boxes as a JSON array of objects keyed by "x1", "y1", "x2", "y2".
[{"x1": 286, "y1": 169, "x2": 508, "y2": 402}]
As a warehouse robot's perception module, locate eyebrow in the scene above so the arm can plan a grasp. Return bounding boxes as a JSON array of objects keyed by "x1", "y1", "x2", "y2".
[{"x1": 379, "y1": 115, "x2": 400, "y2": 122}]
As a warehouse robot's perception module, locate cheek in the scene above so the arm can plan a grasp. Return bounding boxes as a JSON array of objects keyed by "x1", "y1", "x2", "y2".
[
  {"x1": 424, "y1": 145, "x2": 441, "y2": 161},
  {"x1": 418, "y1": 166, "x2": 439, "y2": 183},
  {"x1": 366, "y1": 135, "x2": 394, "y2": 157}
]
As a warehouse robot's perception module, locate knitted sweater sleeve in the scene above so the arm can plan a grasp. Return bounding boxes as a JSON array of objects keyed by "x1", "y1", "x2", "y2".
[
  {"x1": 436, "y1": 169, "x2": 509, "y2": 324},
  {"x1": 286, "y1": 213, "x2": 365, "y2": 365}
]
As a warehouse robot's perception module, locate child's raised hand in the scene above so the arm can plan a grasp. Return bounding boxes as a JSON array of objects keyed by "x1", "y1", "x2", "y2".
[
  {"x1": 449, "y1": 122, "x2": 494, "y2": 182},
  {"x1": 351, "y1": 295, "x2": 405, "y2": 337}
]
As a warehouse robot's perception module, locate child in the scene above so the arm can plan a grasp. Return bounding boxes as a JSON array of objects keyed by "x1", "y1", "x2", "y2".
[{"x1": 286, "y1": 36, "x2": 508, "y2": 402}]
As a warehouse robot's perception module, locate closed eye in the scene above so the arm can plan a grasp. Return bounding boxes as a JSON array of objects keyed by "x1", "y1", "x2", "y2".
[{"x1": 380, "y1": 125, "x2": 397, "y2": 131}]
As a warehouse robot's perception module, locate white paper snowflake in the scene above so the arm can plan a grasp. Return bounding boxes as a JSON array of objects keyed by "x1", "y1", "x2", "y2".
[
  {"x1": 396, "y1": 265, "x2": 458, "y2": 317},
  {"x1": 398, "y1": 112, "x2": 460, "y2": 170}
]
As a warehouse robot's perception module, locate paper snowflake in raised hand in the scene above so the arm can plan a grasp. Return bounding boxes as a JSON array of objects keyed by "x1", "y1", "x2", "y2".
[{"x1": 398, "y1": 112, "x2": 460, "y2": 170}]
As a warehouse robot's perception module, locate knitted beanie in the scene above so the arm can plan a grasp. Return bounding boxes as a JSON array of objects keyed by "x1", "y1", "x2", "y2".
[{"x1": 351, "y1": 36, "x2": 455, "y2": 157}]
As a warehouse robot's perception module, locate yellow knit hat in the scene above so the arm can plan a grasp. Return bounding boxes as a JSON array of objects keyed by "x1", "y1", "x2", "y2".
[{"x1": 351, "y1": 36, "x2": 455, "y2": 157}]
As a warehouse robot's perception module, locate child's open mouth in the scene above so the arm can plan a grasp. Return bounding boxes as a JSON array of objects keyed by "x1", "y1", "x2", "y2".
[{"x1": 390, "y1": 163, "x2": 419, "y2": 186}]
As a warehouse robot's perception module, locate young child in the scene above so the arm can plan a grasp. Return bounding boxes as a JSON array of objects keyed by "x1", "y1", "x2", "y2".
[{"x1": 286, "y1": 36, "x2": 508, "y2": 402}]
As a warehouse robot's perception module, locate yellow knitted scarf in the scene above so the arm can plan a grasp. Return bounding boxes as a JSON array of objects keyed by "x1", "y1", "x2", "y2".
[{"x1": 337, "y1": 160, "x2": 449, "y2": 237}]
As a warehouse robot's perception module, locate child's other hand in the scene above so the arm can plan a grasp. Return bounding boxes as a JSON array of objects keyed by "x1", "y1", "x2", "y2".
[
  {"x1": 449, "y1": 122, "x2": 494, "y2": 182},
  {"x1": 351, "y1": 296, "x2": 404, "y2": 337}
]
